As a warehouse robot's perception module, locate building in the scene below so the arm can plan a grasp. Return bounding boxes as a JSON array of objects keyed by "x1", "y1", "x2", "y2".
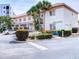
[
  {"x1": 0, "y1": 4, "x2": 15, "y2": 16},
  {"x1": 39, "y1": 3, "x2": 78, "y2": 32},
  {"x1": 0, "y1": 4, "x2": 15, "y2": 31},
  {"x1": 11, "y1": 13, "x2": 35, "y2": 31}
]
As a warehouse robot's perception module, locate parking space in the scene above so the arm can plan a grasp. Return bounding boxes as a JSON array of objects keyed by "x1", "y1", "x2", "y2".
[
  {"x1": 32, "y1": 36, "x2": 79, "y2": 50},
  {"x1": 0, "y1": 34, "x2": 42, "y2": 59},
  {"x1": 0, "y1": 34, "x2": 79, "y2": 59}
]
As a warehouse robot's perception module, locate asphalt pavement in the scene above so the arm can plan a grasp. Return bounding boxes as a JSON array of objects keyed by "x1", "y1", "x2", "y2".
[{"x1": 0, "y1": 34, "x2": 79, "y2": 59}]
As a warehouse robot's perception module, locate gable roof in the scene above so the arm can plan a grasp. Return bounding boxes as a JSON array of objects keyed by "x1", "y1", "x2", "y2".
[
  {"x1": 41, "y1": 3, "x2": 78, "y2": 14},
  {"x1": 51, "y1": 3, "x2": 78, "y2": 14}
]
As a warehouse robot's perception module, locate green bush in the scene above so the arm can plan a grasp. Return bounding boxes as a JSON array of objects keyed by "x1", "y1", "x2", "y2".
[
  {"x1": 0, "y1": 29, "x2": 3, "y2": 33},
  {"x1": 36, "y1": 33, "x2": 52, "y2": 39},
  {"x1": 72, "y1": 28, "x2": 78, "y2": 33},
  {"x1": 58, "y1": 30, "x2": 71, "y2": 37},
  {"x1": 29, "y1": 36, "x2": 35, "y2": 39}
]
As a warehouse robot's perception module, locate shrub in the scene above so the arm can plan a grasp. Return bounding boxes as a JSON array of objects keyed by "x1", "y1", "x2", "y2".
[
  {"x1": 0, "y1": 28, "x2": 3, "y2": 33},
  {"x1": 58, "y1": 30, "x2": 71, "y2": 37},
  {"x1": 29, "y1": 36, "x2": 35, "y2": 39},
  {"x1": 28, "y1": 31, "x2": 41, "y2": 39},
  {"x1": 16, "y1": 27, "x2": 29, "y2": 41},
  {"x1": 72, "y1": 28, "x2": 78, "y2": 33},
  {"x1": 36, "y1": 33, "x2": 52, "y2": 39}
]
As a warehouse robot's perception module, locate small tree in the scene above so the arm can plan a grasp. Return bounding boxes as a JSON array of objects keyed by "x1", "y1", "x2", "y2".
[{"x1": 0, "y1": 16, "x2": 11, "y2": 32}]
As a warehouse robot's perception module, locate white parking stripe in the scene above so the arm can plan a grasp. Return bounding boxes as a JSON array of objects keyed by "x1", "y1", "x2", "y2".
[{"x1": 28, "y1": 42, "x2": 48, "y2": 50}]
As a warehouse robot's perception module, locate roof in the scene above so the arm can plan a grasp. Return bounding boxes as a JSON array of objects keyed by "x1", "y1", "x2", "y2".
[
  {"x1": 12, "y1": 3, "x2": 78, "y2": 19},
  {"x1": 11, "y1": 13, "x2": 28, "y2": 19},
  {"x1": 41, "y1": 3, "x2": 78, "y2": 14},
  {"x1": 52, "y1": 3, "x2": 78, "y2": 14}
]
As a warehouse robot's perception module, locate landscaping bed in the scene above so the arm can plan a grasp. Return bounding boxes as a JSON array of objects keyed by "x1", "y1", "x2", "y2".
[
  {"x1": 58, "y1": 30, "x2": 71, "y2": 37},
  {"x1": 16, "y1": 31, "x2": 28, "y2": 41},
  {"x1": 15, "y1": 27, "x2": 29, "y2": 41},
  {"x1": 29, "y1": 31, "x2": 52, "y2": 40},
  {"x1": 72, "y1": 28, "x2": 78, "y2": 33},
  {"x1": 36, "y1": 33, "x2": 52, "y2": 39}
]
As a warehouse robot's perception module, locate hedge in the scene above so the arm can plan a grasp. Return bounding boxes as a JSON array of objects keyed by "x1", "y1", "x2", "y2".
[
  {"x1": 58, "y1": 30, "x2": 71, "y2": 37},
  {"x1": 36, "y1": 33, "x2": 52, "y2": 39},
  {"x1": 29, "y1": 36, "x2": 35, "y2": 39},
  {"x1": 72, "y1": 28, "x2": 78, "y2": 33}
]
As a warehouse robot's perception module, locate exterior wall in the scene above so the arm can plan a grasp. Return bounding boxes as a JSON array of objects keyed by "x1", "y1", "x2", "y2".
[
  {"x1": 64, "y1": 7, "x2": 78, "y2": 29},
  {"x1": 44, "y1": 8, "x2": 64, "y2": 30},
  {"x1": 0, "y1": 4, "x2": 15, "y2": 16},
  {"x1": 12, "y1": 15, "x2": 35, "y2": 31},
  {"x1": 0, "y1": 4, "x2": 15, "y2": 30},
  {"x1": 9, "y1": 7, "x2": 15, "y2": 17},
  {"x1": 43, "y1": 7, "x2": 78, "y2": 31}
]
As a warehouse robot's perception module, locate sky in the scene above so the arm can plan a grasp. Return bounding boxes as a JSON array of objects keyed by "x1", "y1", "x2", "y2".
[{"x1": 0, "y1": 0, "x2": 79, "y2": 15}]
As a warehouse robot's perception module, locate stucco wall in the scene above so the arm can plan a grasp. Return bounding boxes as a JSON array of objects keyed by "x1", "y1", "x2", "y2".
[
  {"x1": 44, "y1": 7, "x2": 78, "y2": 30},
  {"x1": 64, "y1": 7, "x2": 78, "y2": 29},
  {"x1": 44, "y1": 8, "x2": 64, "y2": 30},
  {"x1": 12, "y1": 16, "x2": 35, "y2": 31}
]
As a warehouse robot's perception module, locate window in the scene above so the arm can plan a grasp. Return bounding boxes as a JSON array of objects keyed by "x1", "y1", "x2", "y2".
[
  {"x1": 50, "y1": 24, "x2": 52, "y2": 30},
  {"x1": 16, "y1": 19, "x2": 17, "y2": 21},
  {"x1": 3, "y1": 6, "x2": 5, "y2": 9},
  {"x1": 49, "y1": 9, "x2": 55, "y2": 16},
  {"x1": 24, "y1": 27, "x2": 27, "y2": 29},
  {"x1": 3, "y1": 11, "x2": 5, "y2": 13},
  {"x1": 6, "y1": 11, "x2": 9, "y2": 14},
  {"x1": 19, "y1": 19, "x2": 21, "y2": 21},
  {"x1": 16, "y1": 25, "x2": 18, "y2": 27},
  {"x1": 41, "y1": 14, "x2": 43, "y2": 17},
  {"x1": 40, "y1": 13, "x2": 43, "y2": 17},
  {"x1": 6, "y1": 6, "x2": 9, "y2": 9},
  {"x1": 23, "y1": 18, "x2": 26, "y2": 21},
  {"x1": 29, "y1": 23, "x2": 33, "y2": 26},
  {"x1": 28, "y1": 17, "x2": 31, "y2": 20},
  {"x1": 49, "y1": 11, "x2": 52, "y2": 16}
]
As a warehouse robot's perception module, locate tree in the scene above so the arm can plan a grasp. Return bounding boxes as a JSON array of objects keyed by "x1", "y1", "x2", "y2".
[
  {"x1": 27, "y1": 0, "x2": 52, "y2": 31},
  {"x1": 0, "y1": 16, "x2": 11, "y2": 32}
]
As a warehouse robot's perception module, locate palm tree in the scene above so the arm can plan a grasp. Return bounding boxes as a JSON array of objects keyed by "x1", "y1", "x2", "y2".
[
  {"x1": 27, "y1": 0, "x2": 52, "y2": 31},
  {"x1": 27, "y1": 5, "x2": 40, "y2": 31},
  {"x1": 42, "y1": 1, "x2": 52, "y2": 9}
]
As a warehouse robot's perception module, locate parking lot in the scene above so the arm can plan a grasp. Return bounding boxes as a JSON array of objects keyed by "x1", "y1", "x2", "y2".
[{"x1": 0, "y1": 34, "x2": 79, "y2": 59}]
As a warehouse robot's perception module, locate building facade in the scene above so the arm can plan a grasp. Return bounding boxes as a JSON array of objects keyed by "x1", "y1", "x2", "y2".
[
  {"x1": 40, "y1": 3, "x2": 78, "y2": 31},
  {"x1": 11, "y1": 13, "x2": 35, "y2": 31},
  {"x1": 0, "y1": 4, "x2": 15, "y2": 16},
  {"x1": 0, "y1": 4, "x2": 15, "y2": 31}
]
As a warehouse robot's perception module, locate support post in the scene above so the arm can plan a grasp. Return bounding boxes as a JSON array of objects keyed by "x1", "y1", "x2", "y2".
[{"x1": 62, "y1": 30, "x2": 64, "y2": 37}]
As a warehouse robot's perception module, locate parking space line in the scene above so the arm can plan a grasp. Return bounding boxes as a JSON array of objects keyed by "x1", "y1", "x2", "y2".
[{"x1": 28, "y1": 42, "x2": 48, "y2": 50}]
